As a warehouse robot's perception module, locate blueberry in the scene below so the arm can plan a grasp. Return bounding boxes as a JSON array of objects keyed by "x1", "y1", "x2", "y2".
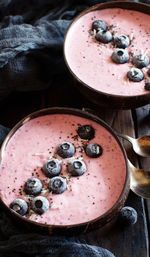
[
  {"x1": 118, "y1": 206, "x2": 137, "y2": 226},
  {"x1": 95, "y1": 30, "x2": 112, "y2": 43},
  {"x1": 145, "y1": 81, "x2": 150, "y2": 91},
  {"x1": 92, "y1": 20, "x2": 107, "y2": 32},
  {"x1": 111, "y1": 49, "x2": 129, "y2": 64},
  {"x1": 127, "y1": 68, "x2": 144, "y2": 82},
  {"x1": 31, "y1": 196, "x2": 49, "y2": 215},
  {"x1": 24, "y1": 178, "x2": 42, "y2": 195},
  {"x1": 77, "y1": 125, "x2": 95, "y2": 140},
  {"x1": 67, "y1": 159, "x2": 87, "y2": 176},
  {"x1": 10, "y1": 198, "x2": 28, "y2": 216},
  {"x1": 132, "y1": 54, "x2": 149, "y2": 68},
  {"x1": 114, "y1": 34, "x2": 130, "y2": 49},
  {"x1": 49, "y1": 176, "x2": 67, "y2": 194},
  {"x1": 57, "y1": 142, "x2": 75, "y2": 158},
  {"x1": 42, "y1": 158, "x2": 61, "y2": 178},
  {"x1": 85, "y1": 143, "x2": 103, "y2": 158}
]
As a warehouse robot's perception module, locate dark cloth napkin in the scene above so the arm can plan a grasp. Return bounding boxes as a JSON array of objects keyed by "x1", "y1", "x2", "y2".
[{"x1": 0, "y1": 0, "x2": 103, "y2": 101}]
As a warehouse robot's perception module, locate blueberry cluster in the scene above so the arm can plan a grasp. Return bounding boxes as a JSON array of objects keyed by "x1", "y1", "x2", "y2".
[
  {"x1": 10, "y1": 124, "x2": 103, "y2": 217},
  {"x1": 92, "y1": 19, "x2": 112, "y2": 44},
  {"x1": 77, "y1": 124, "x2": 103, "y2": 158},
  {"x1": 127, "y1": 54, "x2": 150, "y2": 84},
  {"x1": 42, "y1": 141, "x2": 87, "y2": 180},
  {"x1": 92, "y1": 19, "x2": 130, "y2": 64},
  {"x1": 10, "y1": 177, "x2": 50, "y2": 216},
  {"x1": 92, "y1": 19, "x2": 150, "y2": 91}
]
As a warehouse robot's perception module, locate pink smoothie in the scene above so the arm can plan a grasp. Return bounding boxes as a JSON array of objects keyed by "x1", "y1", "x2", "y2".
[
  {"x1": 0, "y1": 113, "x2": 126, "y2": 225},
  {"x1": 64, "y1": 8, "x2": 150, "y2": 96}
]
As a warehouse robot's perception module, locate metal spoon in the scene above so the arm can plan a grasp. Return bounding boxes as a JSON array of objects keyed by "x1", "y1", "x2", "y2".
[
  {"x1": 116, "y1": 132, "x2": 150, "y2": 157},
  {"x1": 128, "y1": 159, "x2": 150, "y2": 199}
]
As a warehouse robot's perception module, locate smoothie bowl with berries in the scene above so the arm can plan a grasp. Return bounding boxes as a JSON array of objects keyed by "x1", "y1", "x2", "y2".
[
  {"x1": 64, "y1": 1, "x2": 150, "y2": 109},
  {"x1": 0, "y1": 108, "x2": 129, "y2": 234}
]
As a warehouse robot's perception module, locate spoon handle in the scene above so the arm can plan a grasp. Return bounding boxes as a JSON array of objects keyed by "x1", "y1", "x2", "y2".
[
  {"x1": 127, "y1": 158, "x2": 137, "y2": 171},
  {"x1": 116, "y1": 132, "x2": 134, "y2": 144}
]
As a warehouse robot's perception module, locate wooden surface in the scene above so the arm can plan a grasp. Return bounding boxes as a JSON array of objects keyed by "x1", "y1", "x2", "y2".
[{"x1": 0, "y1": 74, "x2": 149, "y2": 257}]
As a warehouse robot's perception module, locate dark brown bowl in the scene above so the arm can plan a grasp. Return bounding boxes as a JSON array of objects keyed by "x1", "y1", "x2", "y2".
[
  {"x1": 0, "y1": 107, "x2": 129, "y2": 235},
  {"x1": 64, "y1": 1, "x2": 150, "y2": 110}
]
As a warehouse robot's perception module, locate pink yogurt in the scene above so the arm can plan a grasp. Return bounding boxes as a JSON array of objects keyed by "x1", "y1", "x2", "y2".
[
  {"x1": 64, "y1": 8, "x2": 150, "y2": 96},
  {"x1": 0, "y1": 114, "x2": 126, "y2": 225}
]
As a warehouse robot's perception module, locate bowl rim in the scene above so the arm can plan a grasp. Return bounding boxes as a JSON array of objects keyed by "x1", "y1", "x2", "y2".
[
  {"x1": 0, "y1": 107, "x2": 129, "y2": 229},
  {"x1": 63, "y1": 0, "x2": 150, "y2": 99}
]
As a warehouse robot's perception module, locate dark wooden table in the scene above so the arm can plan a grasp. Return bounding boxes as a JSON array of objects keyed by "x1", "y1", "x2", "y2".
[{"x1": 0, "y1": 74, "x2": 149, "y2": 257}]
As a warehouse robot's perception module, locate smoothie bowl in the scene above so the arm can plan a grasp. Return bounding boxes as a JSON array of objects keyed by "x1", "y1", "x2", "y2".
[
  {"x1": 64, "y1": 1, "x2": 150, "y2": 109},
  {"x1": 0, "y1": 108, "x2": 129, "y2": 234}
]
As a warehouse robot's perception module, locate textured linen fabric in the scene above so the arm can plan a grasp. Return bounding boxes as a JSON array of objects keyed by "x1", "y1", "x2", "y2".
[
  {"x1": 0, "y1": 125, "x2": 10, "y2": 146},
  {"x1": 0, "y1": 0, "x2": 96, "y2": 100},
  {"x1": 0, "y1": 233, "x2": 116, "y2": 257}
]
